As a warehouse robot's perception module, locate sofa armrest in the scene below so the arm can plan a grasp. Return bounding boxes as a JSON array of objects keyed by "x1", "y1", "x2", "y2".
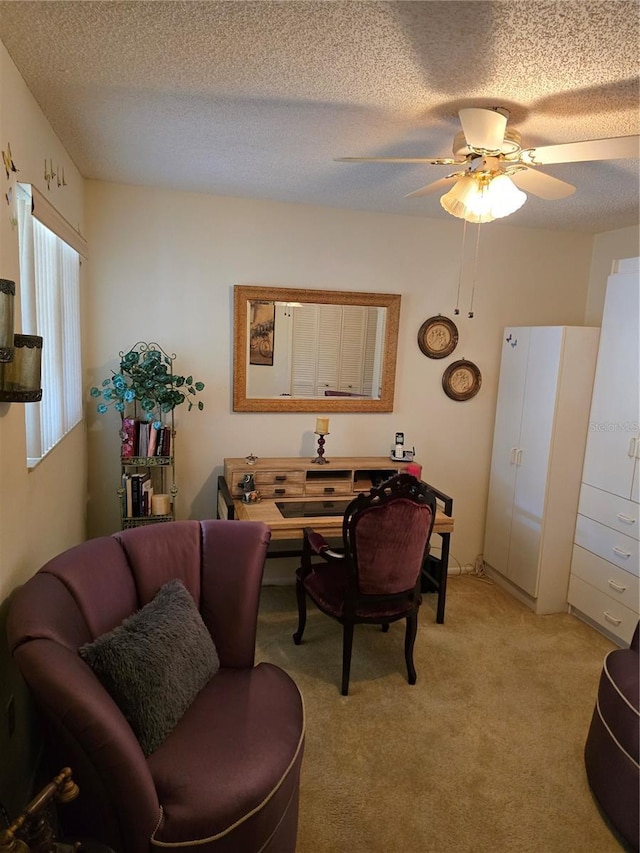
[{"x1": 199, "y1": 520, "x2": 271, "y2": 668}]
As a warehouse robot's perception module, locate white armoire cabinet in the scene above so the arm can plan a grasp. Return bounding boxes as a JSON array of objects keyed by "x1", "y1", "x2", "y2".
[
  {"x1": 568, "y1": 258, "x2": 640, "y2": 645},
  {"x1": 483, "y1": 325, "x2": 599, "y2": 613}
]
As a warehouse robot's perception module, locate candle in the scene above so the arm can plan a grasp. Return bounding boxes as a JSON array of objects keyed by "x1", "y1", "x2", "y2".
[
  {"x1": 151, "y1": 494, "x2": 171, "y2": 516},
  {"x1": 315, "y1": 417, "x2": 329, "y2": 434}
]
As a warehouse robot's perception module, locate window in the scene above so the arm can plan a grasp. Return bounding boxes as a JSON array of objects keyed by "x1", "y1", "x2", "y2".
[{"x1": 16, "y1": 185, "x2": 87, "y2": 465}]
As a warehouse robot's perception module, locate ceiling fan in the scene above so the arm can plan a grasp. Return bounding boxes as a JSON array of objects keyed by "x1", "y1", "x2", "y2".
[{"x1": 336, "y1": 108, "x2": 640, "y2": 223}]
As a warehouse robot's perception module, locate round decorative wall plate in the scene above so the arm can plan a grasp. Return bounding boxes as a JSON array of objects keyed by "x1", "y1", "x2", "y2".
[
  {"x1": 417, "y1": 315, "x2": 459, "y2": 359},
  {"x1": 442, "y1": 359, "x2": 482, "y2": 401}
]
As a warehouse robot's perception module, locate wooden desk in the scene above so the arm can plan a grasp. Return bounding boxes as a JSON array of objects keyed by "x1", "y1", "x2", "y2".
[{"x1": 217, "y1": 456, "x2": 454, "y2": 623}]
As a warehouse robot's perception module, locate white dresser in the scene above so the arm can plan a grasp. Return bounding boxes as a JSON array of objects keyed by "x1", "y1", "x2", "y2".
[
  {"x1": 568, "y1": 257, "x2": 640, "y2": 645},
  {"x1": 483, "y1": 325, "x2": 599, "y2": 613}
]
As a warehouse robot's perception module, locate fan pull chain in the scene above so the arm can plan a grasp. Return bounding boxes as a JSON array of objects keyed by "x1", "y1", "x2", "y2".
[
  {"x1": 453, "y1": 219, "x2": 467, "y2": 316},
  {"x1": 468, "y1": 222, "x2": 482, "y2": 318}
]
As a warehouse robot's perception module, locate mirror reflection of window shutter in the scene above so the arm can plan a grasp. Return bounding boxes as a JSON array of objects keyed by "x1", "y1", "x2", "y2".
[
  {"x1": 362, "y1": 307, "x2": 378, "y2": 396},
  {"x1": 291, "y1": 304, "x2": 318, "y2": 396},
  {"x1": 316, "y1": 305, "x2": 342, "y2": 393},
  {"x1": 338, "y1": 306, "x2": 366, "y2": 392}
]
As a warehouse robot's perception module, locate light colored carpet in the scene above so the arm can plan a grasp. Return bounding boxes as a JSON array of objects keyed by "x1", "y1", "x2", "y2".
[{"x1": 255, "y1": 575, "x2": 630, "y2": 853}]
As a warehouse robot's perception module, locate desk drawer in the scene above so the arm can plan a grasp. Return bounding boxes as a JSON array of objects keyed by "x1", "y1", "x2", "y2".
[
  {"x1": 228, "y1": 470, "x2": 304, "y2": 496},
  {"x1": 568, "y1": 573, "x2": 638, "y2": 646},
  {"x1": 578, "y1": 484, "x2": 639, "y2": 541},
  {"x1": 574, "y1": 514, "x2": 639, "y2": 577},
  {"x1": 570, "y1": 544, "x2": 639, "y2": 612},
  {"x1": 305, "y1": 480, "x2": 353, "y2": 497},
  {"x1": 259, "y1": 484, "x2": 305, "y2": 499}
]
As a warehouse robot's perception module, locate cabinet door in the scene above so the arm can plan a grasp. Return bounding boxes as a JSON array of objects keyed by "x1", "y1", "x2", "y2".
[
  {"x1": 507, "y1": 328, "x2": 563, "y2": 596},
  {"x1": 483, "y1": 328, "x2": 531, "y2": 576},
  {"x1": 582, "y1": 271, "x2": 640, "y2": 499}
]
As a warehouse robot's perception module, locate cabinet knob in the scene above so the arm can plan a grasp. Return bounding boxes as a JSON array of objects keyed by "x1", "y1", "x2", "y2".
[
  {"x1": 274, "y1": 488, "x2": 286, "y2": 495},
  {"x1": 324, "y1": 487, "x2": 335, "y2": 493}
]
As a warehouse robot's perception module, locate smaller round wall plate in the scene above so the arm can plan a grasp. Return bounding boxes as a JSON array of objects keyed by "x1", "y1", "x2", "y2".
[
  {"x1": 442, "y1": 359, "x2": 482, "y2": 401},
  {"x1": 417, "y1": 315, "x2": 459, "y2": 359}
]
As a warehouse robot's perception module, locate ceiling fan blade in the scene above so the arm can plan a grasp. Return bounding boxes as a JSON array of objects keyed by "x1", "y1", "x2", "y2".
[
  {"x1": 458, "y1": 108, "x2": 507, "y2": 152},
  {"x1": 510, "y1": 168, "x2": 575, "y2": 200},
  {"x1": 405, "y1": 175, "x2": 463, "y2": 199},
  {"x1": 335, "y1": 156, "x2": 466, "y2": 165},
  {"x1": 522, "y1": 135, "x2": 640, "y2": 165}
]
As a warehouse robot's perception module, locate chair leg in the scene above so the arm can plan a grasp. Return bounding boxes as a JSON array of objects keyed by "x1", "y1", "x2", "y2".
[
  {"x1": 404, "y1": 612, "x2": 418, "y2": 685},
  {"x1": 341, "y1": 623, "x2": 355, "y2": 696},
  {"x1": 292, "y1": 579, "x2": 307, "y2": 645}
]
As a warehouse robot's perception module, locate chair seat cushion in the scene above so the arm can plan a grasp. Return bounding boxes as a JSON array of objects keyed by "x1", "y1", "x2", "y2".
[
  {"x1": 148, "y1": 662, "x2": 305, "y2": 850},
  {"x1": 300, "y1": 563, "x2": 417, "y2": 621}
]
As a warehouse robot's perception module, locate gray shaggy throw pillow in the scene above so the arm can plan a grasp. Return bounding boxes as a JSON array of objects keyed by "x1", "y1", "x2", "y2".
[{"x1": 80, "y1": 579, "x2": 219, "y2": 756}]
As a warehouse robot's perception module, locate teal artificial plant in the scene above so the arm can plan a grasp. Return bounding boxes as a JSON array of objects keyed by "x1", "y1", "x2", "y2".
[{"x1": 90, "y1": 343, "x2": 205, "y2": 421}]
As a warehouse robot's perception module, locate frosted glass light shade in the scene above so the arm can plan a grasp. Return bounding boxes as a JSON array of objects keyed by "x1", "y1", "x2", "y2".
[{"x1": 441, "y1": 174, "x2": 526, "y2": 223}]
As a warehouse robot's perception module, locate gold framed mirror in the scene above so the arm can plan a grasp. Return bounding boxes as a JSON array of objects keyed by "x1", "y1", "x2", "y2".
[{"x1": 233, "y1": 285, "x2": 401, "y2": 412}]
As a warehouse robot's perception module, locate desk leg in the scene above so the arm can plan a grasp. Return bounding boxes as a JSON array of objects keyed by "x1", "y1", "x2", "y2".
[
  {"x1": 421, "y1": 531, "x2": 450, "y2": 624},
  {"x1": 436, "y1": 531, "x2": 450, "y2": 624}
]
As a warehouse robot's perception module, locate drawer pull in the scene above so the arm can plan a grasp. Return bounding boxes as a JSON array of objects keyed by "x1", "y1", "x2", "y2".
[
  {"x1": 608, "y1": 579, "x2": 627, "y2": 593},
  {"x1": 275, "y1": 475, "x2": 286, "y2": 482},
  {"x1": 628, "y1": 437, "x2": 638, "y2": 458},
  {"x1": 324, "y1": 487, "x2": 335, "y2": 494},
  {"x1": 616, "y1": 513, "x2": 636, "y2": 524},
  {"x1": 604, "y1": 611, "x2": 622, "y2": 626},
  {"x1": 509, "y1": 447, "x2": 518, "y2": 465},
  {"x1": 612, "y1": 546, "x2": 632, "y2": 558},
  {"x1": 274, "y1": 488, "x2": 286, "y2": 495}
]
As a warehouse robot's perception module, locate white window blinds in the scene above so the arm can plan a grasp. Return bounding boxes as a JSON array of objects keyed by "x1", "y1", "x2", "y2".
[{"x1": 16, "y1": 184, "x2": 84, "y2": 464}]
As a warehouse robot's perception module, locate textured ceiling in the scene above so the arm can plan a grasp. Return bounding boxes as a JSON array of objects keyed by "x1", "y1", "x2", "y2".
[{"x1": 0, "y1": 0, "x2": 638, "y2": 232}]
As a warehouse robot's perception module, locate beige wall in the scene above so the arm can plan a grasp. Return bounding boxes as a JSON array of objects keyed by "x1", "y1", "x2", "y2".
[
  {"x1": 85, "y1": 180, "x2": 595, "y2": 577},
  {"x1": 0, "y1": 44, "x2": 87, "y2": 600},
  {"x1": 0, "y1": 41, "x2": 87, "y2": 816},
  {"x1": 586, "y1": 226, "x2": 639, "y2": 325}
]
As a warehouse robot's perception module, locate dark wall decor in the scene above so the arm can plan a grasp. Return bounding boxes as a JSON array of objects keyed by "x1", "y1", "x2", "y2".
[
  {"x1": 417, "y1": 315, "x2": 458, "y2": 359},
  {"x1": 442, "y1": 359, "x2": 482, "y2": 401}
]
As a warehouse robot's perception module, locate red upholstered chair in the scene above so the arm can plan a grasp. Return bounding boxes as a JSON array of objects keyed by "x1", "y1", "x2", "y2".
[
  {"x1": 292, "y1": 473, "x2": 436, "y2": 695},
  {"x1": 7, "y1": 520, "x2": 304, "y2": 853}
]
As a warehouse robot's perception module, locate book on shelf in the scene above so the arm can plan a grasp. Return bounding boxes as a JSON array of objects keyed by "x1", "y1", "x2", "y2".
[
  {"x1": 147, "y1": 424, "x2": 159, "y2": 457},
  {"x1": 121, "y1": 418, "x2": 136, "y2": 458}
]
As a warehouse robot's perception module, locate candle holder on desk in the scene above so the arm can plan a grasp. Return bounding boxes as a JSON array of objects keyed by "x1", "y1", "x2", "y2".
[{"x1": 311, "y1": 432, "x2": 330, "y2": 465}]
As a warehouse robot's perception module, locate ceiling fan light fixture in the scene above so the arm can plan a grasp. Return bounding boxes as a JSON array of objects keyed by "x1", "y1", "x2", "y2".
[{"x1": 440, "y1": 173, "x2": 526, "y2": 223}]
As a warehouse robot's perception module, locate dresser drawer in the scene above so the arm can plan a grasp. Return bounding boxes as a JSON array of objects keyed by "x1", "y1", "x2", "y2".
[
  {"x1": 574, "y1": 514, "x2": 640, "y2": 577},
  {"x1": 305, "y1": 480, "x2": 353, "y2": 497},
  {"x1": 568, "y1": 573, "x2": 638, "y2": 646},
  {"x1": 578, "y1": 484, "x2": 639, "y2": 541},
  {"x1": 570, "y1": 544, "x2": 639, "y2": 612}
]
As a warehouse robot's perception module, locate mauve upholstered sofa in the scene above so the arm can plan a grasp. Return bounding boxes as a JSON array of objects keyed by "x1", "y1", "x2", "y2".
[{"x1": 7, "y1": 519, "x2": 305, "y2": 853}]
